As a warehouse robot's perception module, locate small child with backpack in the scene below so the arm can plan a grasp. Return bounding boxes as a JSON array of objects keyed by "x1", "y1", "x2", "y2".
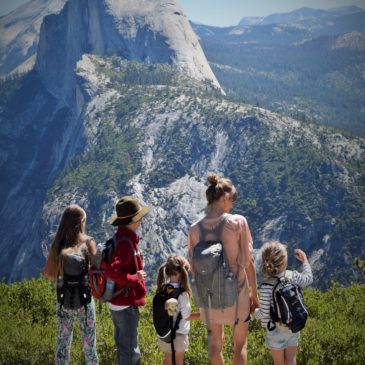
[
  {"x1": 153, "y1": 254, "x2": 198, "y2": 365},
  {"x1": 255, "y1": 241, "x2": 313, "y2": 365}
]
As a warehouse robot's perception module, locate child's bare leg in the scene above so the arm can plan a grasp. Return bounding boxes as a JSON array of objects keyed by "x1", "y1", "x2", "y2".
[
  {"x1": 270, "y1": 348, "x2": 285, "y2": 365},
  {"x1": 175, "y1": 351, "x2": 185, "y2": 365},
  {"x1": 284, "y1": 346, "x2": 297, "y2": 365},
  {"x1": 163, "y1": 352, "x2": 172, "y2": 365},
  {"x1": 163, "y1": 351, "x2": 185, "y2": 365}
]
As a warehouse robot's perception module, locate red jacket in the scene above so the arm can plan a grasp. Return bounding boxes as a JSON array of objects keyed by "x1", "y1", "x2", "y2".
[{"x1": 104, "y1": 226, "x2": 147, "y2": 306}]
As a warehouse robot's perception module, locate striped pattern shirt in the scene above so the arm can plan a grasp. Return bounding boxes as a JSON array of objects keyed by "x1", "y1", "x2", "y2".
[{"x1": 254, "y1": 262, "x2": 313, "y2": 327}]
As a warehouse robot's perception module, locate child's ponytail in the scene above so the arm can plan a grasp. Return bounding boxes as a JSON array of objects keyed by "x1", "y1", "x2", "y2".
[
  {"x1": 156, "y1": 264, "x2": 166, "y2": 293},
  {"x1": 161, "y1": 254, "x2": 193, "y2": 296},
  {"x1": 179, "y1": 265, "x2": 192, "y2": 297}
]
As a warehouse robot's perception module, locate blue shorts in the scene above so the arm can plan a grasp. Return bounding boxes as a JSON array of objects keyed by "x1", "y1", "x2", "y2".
[{"x1": 265, "y1": 327, "x2": 300, "y2": 350}]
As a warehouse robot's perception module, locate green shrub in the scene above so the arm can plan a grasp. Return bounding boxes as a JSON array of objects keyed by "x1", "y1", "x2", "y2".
[{"x1": 0, "y1": 279, "x2": 364, "y2": 364}]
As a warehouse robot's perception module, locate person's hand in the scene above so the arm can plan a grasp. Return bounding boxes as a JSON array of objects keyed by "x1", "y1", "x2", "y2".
[
  {"x1": 137, "y1": 270, "x2": 147, "y2": 281},
  {"x1": 249, "y1": 292, "x2": 260, "y2": 313},
  {"x1": 186, "y1": 312, "x2": 201, "y2": 321},
  {"x1": 294, "y1": 249, "x2": 308, "y2": 263}
]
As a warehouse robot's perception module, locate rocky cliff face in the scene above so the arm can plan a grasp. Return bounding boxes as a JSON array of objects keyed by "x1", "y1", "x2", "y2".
[
  {"x1": 35, "y1": 0, "x2": 221, "y2": 103},
  {"x1": 0, "y1": 0, "x2": 67, "y2": 76},
  {"x1": 0, "y1": 0, "x2": 221, "y2": 281}
]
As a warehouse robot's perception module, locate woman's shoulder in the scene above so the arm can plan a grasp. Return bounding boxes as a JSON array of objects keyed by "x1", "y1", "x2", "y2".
[
  {"x1": 224, "y1": 214, "x2": 248, "y2": 231},
  {"x1": 81, "y1": 234, "x2": 95, "y2": 243},
  {"x1": 79, "y1": 235, "x2": 96, "y2": 248},
  {"x1": 190, "y1": 217, "x2": 204, "y2": 228},
  {"x1": 76, "y1": 235, "x2": 96, "y2": 257},
  {"x1": 189, "y1": 214, "x2": 248, "y2": 233},
  {"x1": 189, "y1": 218, "x2": 203, "y2": 234}
]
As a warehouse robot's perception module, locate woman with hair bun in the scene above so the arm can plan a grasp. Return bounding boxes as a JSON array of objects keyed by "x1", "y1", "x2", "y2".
[{"x1": 188, "y1": 173, "x2": 259, "y2": 365}]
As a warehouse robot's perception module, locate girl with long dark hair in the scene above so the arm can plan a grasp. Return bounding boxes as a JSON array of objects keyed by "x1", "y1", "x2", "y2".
[{"x1": 44, "y1": 204, "x2": 99, "y2": 365}]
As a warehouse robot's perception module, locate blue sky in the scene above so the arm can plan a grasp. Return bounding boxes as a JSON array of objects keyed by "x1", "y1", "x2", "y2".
[
  {"x1": 1, "y1": 0, "x2": 364, "y2": 26},
  {"x1": 179, "y1": 0, "x2": 365, "y2": 26}
]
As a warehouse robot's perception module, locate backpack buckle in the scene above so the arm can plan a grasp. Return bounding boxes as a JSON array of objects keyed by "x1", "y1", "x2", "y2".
[{"x1": 267, "y1": 320, "x2": 276, "y2": 332}]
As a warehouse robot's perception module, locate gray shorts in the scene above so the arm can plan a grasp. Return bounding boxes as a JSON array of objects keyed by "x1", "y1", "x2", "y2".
[
  {"x1": 266, "y1": 327, "x2": 300, "y2": 350},
  {"x1": 157, "y1": 333, "x2": 189, "y2": 353}
]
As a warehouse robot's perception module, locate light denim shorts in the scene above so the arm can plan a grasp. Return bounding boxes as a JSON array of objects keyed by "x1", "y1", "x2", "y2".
[{"x1": 266, "y1": 327, "x2": 300, "y2": 350}]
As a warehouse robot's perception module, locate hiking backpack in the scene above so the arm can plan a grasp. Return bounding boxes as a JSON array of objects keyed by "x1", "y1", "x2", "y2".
[
  {"x1": 88, "y1": 235, "x2": 136, "y2": 302},
  {"x1": 190, "y1": 215, "x2": 238, "y2": 310},
  {"x1": 152, "y1": 283, "x2": 185, "y2": 343},
  {"x1": 266, "y1": 274, "x2": 308, "y2": 333},
  {"x1": 57, "y1": 244, "x2": 91, "y2": 311}
]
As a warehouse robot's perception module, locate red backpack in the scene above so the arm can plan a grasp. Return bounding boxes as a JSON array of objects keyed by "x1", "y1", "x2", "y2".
[{"x1": 88, "y1": 236, "x2": 130, "y2": 302}]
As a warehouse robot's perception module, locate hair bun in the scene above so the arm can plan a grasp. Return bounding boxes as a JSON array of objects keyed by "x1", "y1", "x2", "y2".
[{"x1": 207, "y1": 173, "x2": 219, "y2": 186}]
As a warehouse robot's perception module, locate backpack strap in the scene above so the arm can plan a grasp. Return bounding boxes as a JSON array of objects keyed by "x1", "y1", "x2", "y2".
[
  {"x1": 198, "y1": 214, "x2": 229, "y2": 241},
  {"x1": 83, "y1": 238, "x2": 92, "y2": 273},
  {"x1": 117, "y1": 235, "x2": 139, "y2": 272},
  {"x1": 197, "y1": 221, "x2": 209, "y2": 241},
  {"x1": 170, "y1": 311, "x2": 181, "y2": 365},
  {"x1": 108, "y1": 234, "x2": 138, "y2": 270},
  {"x1": 170, "y1": 287, "x2": 185, "y2": 365},
  {"x1": 80, "y1": 240, "x2": 92, "y2": 324},
  {"x1": 85, "y1": 238, "x2": 92, "y2": 261},
  {"x1": 263, "y1": 276, "x2": 278, "y2": 286}
]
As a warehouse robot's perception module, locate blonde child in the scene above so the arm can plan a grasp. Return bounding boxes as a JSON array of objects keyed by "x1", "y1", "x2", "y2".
[
  {"x1": 254, "y1": 241, "x2": 313, "y2": 365},
  {"x1": 156, "y1": 254, "x2": 198, "y2": 365}
]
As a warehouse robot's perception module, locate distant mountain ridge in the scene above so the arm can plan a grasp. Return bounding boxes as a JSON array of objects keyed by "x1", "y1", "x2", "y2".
[
  {"x1": 2, "y1": 3, "x2": 364, "y2": 77},
  {"x1": 239, "y1": 5, "x2": 365, "y2": 27},
  {"x1": 192, "y1": 7, "x2": 365, "y2": 136}
]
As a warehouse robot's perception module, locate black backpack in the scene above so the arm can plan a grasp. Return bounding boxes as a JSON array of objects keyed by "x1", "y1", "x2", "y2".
[
  {"x1": 266, "y1": 275, "x2": 308, "y2": 333},
  {"x1": 57, "y1": 244, "x2": 91, "y2": 312},
  {"x1": 152, "y1": 284, "x2": 185, "y2": 343}
]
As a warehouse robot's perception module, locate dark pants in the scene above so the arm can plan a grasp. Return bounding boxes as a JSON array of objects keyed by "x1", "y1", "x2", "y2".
[{"x1": 110, "y1": 306, "x2": 141, "y2": 365}]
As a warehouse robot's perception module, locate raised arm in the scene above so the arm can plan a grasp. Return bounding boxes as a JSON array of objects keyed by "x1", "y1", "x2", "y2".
[{"x1": 291, "y1": 249, "x2": 313, "y2": 287}]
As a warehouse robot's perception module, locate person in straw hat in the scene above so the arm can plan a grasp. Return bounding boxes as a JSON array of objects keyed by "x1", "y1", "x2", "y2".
[{"x1": 105, "y1": 196, "x2": 150, "y2": 365}]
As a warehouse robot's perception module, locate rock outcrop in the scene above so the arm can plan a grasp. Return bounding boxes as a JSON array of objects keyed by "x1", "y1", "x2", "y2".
[
  {"x1": 0, "y1": 0, "x2": 67, "y2": 76},
  {"x1": 35, "y1": 0, "x2": 222, "y2": 103}
]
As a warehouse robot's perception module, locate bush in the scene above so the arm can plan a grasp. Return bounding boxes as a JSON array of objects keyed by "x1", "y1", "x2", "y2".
[{"x1": 0, "y1": 279, "x2": 364, "y2": 364}]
